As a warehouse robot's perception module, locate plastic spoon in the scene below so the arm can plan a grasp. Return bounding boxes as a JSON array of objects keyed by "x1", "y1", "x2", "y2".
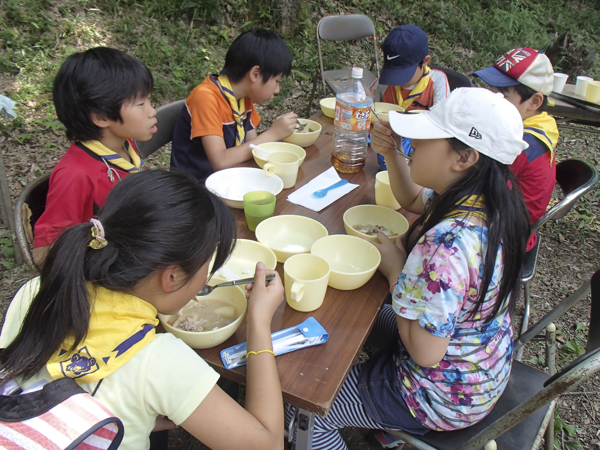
[
  {"x1": 312, "y1": 179, "x2": 349, "y2": 198},
  {"x1": 249, "y1": 143, "x2": 273, "y2": 157}
]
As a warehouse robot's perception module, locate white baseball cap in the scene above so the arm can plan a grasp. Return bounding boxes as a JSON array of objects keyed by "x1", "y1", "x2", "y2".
[{"x1": 388, "y1": 87, "x2": 528, "y2": 165}]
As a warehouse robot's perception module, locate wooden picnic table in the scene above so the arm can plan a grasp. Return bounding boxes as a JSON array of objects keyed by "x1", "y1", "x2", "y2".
[
  {"x1": 196, "y1": 112, "x2": 416, "y2": 449},
  {"x1": 548, "y1": 83, "x2": 600, "y2": 128}
]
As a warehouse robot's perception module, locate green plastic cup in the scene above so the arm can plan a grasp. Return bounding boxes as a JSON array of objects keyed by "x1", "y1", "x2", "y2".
[{"x1": 243, "y1": 191, "x2": 276, "y2": 231}]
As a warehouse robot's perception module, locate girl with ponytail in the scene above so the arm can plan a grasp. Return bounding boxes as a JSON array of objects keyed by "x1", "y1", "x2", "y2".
[
  {"x1": 285, "y1": 88, "x2": 530, "y2": 449},
  {"x1": 0, "y1": 170, "x2": 285, "y2": 450}
]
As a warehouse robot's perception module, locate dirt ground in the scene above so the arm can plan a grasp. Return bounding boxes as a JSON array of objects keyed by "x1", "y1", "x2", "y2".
[{"x1": 1, "y1": 90, "x2": 599, "y2": 449}]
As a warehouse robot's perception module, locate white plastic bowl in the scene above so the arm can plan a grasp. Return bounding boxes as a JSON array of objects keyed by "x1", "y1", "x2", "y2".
[{"x1": 205, "y1": 168, "x2": 283, "y2": 209}]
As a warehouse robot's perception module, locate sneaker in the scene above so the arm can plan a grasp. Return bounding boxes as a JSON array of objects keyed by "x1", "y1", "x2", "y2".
[{"x1": 373, "y1": 429, "x2": 405, "y2": 449}]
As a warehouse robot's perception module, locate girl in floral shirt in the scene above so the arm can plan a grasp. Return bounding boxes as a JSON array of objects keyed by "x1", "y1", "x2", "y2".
[{"x1": 285, "y1": 88, "x2": 530, "y2": 449}]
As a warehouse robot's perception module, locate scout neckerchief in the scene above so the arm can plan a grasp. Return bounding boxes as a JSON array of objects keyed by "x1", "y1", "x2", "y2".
[
  {"x1": 46, "y1": 285, "x2": 158, "y2": 385},
  {"x1": 446, "y1": 195, "x2": 487, "y2": 221},
  {"x1": 394, "y1": 66, "x2": 431, "y2": 110},
  {"x1": 82, "y1": 140, "x2": 145, "y2": 181},
  {"x1": 216, "y1": 74, "x2": 247, "y2": 146},
  {"x1": 423, "y1": 195, "x2": 487, "y2": 225},
  {"x1": 523, "y1": 112, "x2": 559, "y2": 167}
]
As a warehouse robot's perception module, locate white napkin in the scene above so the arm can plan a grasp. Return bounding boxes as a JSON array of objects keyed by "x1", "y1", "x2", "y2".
[{"x1": 287, "y1": 167, "x2": 359, "y2": 212}]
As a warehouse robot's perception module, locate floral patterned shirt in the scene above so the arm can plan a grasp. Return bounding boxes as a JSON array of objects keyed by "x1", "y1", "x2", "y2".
[{"x1": 392, "y1": 191, "x2": 513, "y2": 431}]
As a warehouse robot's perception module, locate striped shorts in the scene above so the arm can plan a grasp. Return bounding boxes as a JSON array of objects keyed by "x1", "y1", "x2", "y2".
[{"x1": 285, "y1": 305, "x2": 401, "y2": 450}]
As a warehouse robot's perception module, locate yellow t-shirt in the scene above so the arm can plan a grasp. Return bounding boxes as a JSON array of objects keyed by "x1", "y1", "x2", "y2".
[{"x1": 0, "y1": 278, "x2": 220, "y2": 450}]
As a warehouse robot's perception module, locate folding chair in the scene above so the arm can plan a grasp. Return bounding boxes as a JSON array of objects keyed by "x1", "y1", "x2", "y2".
[
  {"x1": 134, "y1": 99, "x2": 185, "y2": 158},
  {"x1": 316, "y1": 14, "x2": 380, "y2": 95},
  {"x1": 13, "y1": 173, "x2": 50, "y2": 272},
  {"x1": 384, "y1": 267, "x2": 600, "y2": 450},
  {"x1": 517, "y1": 158, "x2": 599, "y2": 358}
]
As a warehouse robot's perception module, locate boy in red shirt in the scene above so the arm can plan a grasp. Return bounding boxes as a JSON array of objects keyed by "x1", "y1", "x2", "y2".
[
  {"x1": 33, "y1": 48, "x2": 155, "y2": 266},
  {"x1": 474, "y1": 48, "x2": 559, "y2": 251}
]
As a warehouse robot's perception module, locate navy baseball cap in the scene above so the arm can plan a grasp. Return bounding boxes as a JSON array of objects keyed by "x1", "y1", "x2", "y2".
[{"x1": 380, "y1": 25, "x2": 429, "y2": 86}]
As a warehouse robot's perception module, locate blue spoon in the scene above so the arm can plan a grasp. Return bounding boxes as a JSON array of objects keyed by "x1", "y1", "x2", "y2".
[{"x1": 312, "y1": 179, "x2": 349, "y2": 198}]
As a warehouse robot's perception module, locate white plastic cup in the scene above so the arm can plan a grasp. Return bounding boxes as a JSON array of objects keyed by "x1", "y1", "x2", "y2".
[
  {"x1": 575, "y1": 76, "x2": 593, "y2": 97},
  {"x1": 552, "y1": 73, "x2": 569, "y2": 93}
]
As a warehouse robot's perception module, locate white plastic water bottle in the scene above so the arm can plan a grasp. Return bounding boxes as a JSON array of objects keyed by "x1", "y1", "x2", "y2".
[{"x1": 331, "y1": 67, "x2": 373, "y2": 173}]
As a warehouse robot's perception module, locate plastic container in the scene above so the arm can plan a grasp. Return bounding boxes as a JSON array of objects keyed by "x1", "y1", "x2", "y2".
[{"x1": 331, "y1": 67, "x2": 373, "y2": 173}]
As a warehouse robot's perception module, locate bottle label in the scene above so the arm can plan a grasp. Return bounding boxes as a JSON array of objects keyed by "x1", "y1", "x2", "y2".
[{"x1": 334, "y1": 99, "x2": 372, "y2": 131}]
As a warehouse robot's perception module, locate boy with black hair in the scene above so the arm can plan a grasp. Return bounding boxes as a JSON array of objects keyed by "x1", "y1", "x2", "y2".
[
  {"x1": 33, "y1": 47, "x2": 155, "y2": 266},
  {"x1": 376, "y1": 25, "x2": 450, "y2": 111},
  {"x1": 374, "y1": 24, "x2": 450, "y2": 167},
  {"x1": 474, "y1": 48, "x2": 559, "y2": 251},
  {"x1": 170, "y1": 28, "x2": 297, "y2": 182}
]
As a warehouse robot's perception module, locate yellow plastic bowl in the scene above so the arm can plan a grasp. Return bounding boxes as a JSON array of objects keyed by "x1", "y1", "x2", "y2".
[
  {"x1": 370, "y1": 103, "x2": 405, "y2": 122},
  {"x1": 252, "y1": 142, "x2": 306, "y2": 169},
  {"x1": 158, "y1": 285, "x2": 247, "y2": 349},
  {"x1": 283, "y1": 119, "x2": 322, "y2": 148},
  {"x1": 255, "y1": 215, "x2": 329, "y2": 263},
  {"x1": 320, "y1": 97, "x2": 336, "y2": 118},
  {"x1": 210, "y1": 239, "x2": 277, "y2": 284},
  {"x1": 311, "y1": 235, "x2": 381, "y2": 290},
  {"x1": 343, "y1": 204, "x2": 409, "y2": 243}
]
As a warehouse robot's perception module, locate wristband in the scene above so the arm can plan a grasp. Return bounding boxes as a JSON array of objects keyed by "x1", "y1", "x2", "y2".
[{"x1": 390, "y1": 281, "x2": 398, "y2": 294}]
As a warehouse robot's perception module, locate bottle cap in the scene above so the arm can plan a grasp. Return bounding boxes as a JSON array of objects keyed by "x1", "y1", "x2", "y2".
[{"x1": 351, "y1": 67, "x2": 363, "y2": 79}]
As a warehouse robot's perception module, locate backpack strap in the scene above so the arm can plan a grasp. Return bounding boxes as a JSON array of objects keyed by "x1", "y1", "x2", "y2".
[
  {"x1": 0, "y1": 377, "x2": 124, "y2": 449},
  {"x1": 0, "y1": 377, "x2": 82, "y2": 421}
]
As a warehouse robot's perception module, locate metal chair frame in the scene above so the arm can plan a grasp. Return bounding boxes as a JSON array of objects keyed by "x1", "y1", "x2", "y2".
[
  {"x1": 384, "y1": 268, "x2": 600, "y2": 450},
  {"x1": 316, "y1": 14, "x2": 380, "y2": 96},
  {"x1": 13, "y1": 173, "x2": 50, "y2": 272},
  {"x1": 517, "y1": 158, "x2": 599, "y2": 355},
  {"x1": 134, "y1": 99, "x2": 186, "y2": 158}
]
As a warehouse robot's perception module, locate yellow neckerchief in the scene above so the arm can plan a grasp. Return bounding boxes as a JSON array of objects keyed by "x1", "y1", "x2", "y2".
[
  {"x1": 394, "y1": 66, "x2": 431, "y2": 110},
  {"x1": 523, "y1": 112, "x2": 559, "y2": 167},
  {"x1": 82, "y1": 140, "x2": 144, "y2": 173},
  {"x1": 445, "y1": 195, "x2": 487, "y2": 221},
  {"x1": 424, "y1": 195, "x2": 487, "y2": 222},
  {"x1": 46, "y1": 285, "x2": 158, "y2": 385},
  {"x1": 217, "y1": 74, "x2": 246, "y2": 146}
]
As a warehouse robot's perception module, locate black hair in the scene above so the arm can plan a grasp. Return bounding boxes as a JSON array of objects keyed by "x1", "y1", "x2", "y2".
[
  {"x1": 220, "y1": 28, "x2": 292, "y2": 83},
  {"x1": 495, "y1": 84, "x2": 548, "y2": 112},
  {"x1": 53, "y1": 47, "x2": 154, "y2": 142},
  {"x1": 0, "y1": 170, "x2": 236, "y2": 382},
  {"x1": 406, "y1": 137, "x2": 529, "y2": 321}
]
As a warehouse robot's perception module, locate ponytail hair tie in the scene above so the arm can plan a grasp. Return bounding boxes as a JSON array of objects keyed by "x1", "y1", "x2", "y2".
[
  {"x1": 506, "y1": 180, "x2": 513, "y2": 190},
  {"x1": 89, "y1": 218, "x2": 108, "y2": 249}
]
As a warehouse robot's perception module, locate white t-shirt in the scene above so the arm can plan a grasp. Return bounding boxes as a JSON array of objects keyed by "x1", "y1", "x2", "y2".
[{"x1": 0, "y1": 278, "x2": 220, "y2": 449}]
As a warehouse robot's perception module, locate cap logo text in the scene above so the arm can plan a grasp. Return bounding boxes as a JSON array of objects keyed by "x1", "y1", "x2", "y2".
[{"x1": 468, "y1": 127, "x2": 482, "y2": 140}]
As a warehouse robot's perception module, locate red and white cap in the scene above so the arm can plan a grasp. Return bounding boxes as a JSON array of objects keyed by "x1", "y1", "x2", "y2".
[{"x1": 473, "y1": 48, "x2": 554, "y2": 95}]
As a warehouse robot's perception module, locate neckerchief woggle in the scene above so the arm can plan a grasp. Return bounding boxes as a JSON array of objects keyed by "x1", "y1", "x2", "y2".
[
  {"x1": 46, "y1": 285, "x2": 158, "y2": 385},
  {"x1": 217, "y1": 75, "x2": 247, "y2": 145},
  {"x1": 523, "y1": 112, "x2": 559, "y2": 167},
  {"x1": 82, "y1": 140, "x2": 144, "y2": 173},
  {"x1": 394, "y1": 66, "x2": 431, "y2": 110}
]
